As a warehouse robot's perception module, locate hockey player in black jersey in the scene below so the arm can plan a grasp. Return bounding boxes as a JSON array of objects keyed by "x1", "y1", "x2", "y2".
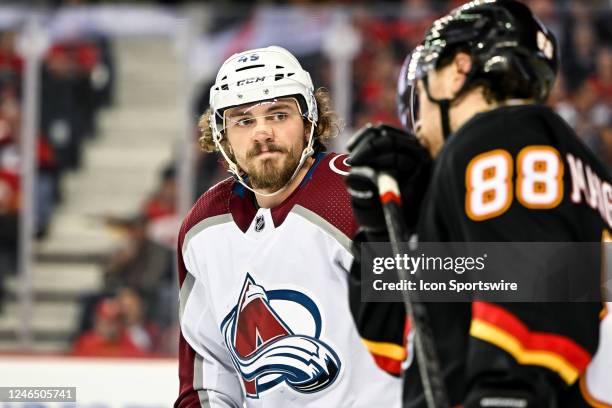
[{"x1": 346, "y1": 0, "x2": 612, "y2": 407}]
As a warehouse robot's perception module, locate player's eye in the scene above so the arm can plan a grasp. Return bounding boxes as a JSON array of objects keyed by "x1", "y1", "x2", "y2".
[
  {"x1": 268, "y1": 112, "x2": 289, "y2": 121},
  {"x1": 234, "y1": 117, "x2": 255, "y2": 127}
]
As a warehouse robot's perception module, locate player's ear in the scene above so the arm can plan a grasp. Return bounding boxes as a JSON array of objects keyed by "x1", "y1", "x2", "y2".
[
  {"x1": 303, "y1": 121, "x2": 310, "y2": 139},
  {"x1": 450, "y1": 52, "x2": 472, "y2": 95}
]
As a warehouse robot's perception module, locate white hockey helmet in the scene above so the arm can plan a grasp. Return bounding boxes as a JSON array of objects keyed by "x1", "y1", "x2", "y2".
[{"x1": 209, "y1": 45, "x2": 318, "y2": 144}]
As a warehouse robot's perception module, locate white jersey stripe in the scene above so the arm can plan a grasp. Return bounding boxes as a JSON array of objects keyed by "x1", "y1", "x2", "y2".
[
  {"x1": 291, "y1": 205, "x2": 352, "y2": 252},
  {"x1": 179, "y1": 272, "x2": 196, "y2": 323},
  {"x1": 183, "y1": 214, "x2": 234, "y2": 254},
  {"x1": 194, "y1": 354, "x2": 212, "y2": 408}
]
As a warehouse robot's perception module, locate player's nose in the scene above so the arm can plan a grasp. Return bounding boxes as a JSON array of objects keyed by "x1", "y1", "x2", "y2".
[{"x1": 251, "y1": 119, "x2": 274, "y2": 144}]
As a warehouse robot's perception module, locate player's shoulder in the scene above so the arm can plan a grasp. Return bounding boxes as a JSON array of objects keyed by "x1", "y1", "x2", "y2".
[
  {"x1": 437, "y1": 104, "x2": 568, "y2": 173},
  {"x1": 451, "y1": 104, "x2": 562, "y2": 155},
  {"x1": 179, "y1": 176, "x2": 235, "y2": 240},
  {"x1": 314, "y1": 151, "x2": 352, "y2": 180},
  {"x1": 291, "y1": 152, "x2": 357, "y2": 239},
  {"x1": 298, "y1": 151, "x2": 352, "y2": 195}
]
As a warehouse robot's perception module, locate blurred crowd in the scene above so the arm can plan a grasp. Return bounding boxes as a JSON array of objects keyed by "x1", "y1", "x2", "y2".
[
  {"x1": 73, "y1": 162, "x2": 180, "y2": 357},
  {"x1": 0, "y1": 7, "x2": 180, "y2": 358},
  {"x1": 350, "y1": 0, "x2": 612, "y2": 171},
  {"x1": 0, "y1": 26, "x2": 114, "y2": 306},
  {"x1": 0, "y1": 0, "x2": 610, "y2": 358}
]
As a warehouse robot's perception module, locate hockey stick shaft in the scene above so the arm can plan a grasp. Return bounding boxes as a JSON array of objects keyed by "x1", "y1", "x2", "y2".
[{"x1": 376, "y1": 172, "x2": 450, "y2": 408}]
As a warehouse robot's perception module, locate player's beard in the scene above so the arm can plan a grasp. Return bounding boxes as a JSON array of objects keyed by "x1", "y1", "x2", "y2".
[{"x1": 244, "y1": 139, "x2": 304, "y2": 190}]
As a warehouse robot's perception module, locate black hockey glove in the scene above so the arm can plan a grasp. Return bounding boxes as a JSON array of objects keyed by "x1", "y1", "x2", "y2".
[{"x1": 346, "y1": 123, "x2": 431, "y2": 236}]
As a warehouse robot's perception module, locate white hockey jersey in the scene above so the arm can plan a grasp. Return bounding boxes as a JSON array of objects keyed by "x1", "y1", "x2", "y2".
[{"x1": 175, "y1": 153, "x2": 403, "y2": 408}]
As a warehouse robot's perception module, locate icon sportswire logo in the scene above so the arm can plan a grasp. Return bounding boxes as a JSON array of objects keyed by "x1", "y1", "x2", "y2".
[{"x1": 220, "y1": 274, "x2": 341, "y2": 399}]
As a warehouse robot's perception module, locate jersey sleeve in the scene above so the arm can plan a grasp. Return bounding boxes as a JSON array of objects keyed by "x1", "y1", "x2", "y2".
[
  {"x1": 348, "y1": 232, "x2": 410, "y2": 377},
  {"x1": 422, "y1": 119, "x2": 601, "y2": 398},
  {"x1": 175, "y1": 228, "x2": 244, "y2": 408}
]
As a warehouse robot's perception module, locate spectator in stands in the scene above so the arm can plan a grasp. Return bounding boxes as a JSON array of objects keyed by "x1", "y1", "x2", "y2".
[
  {"x1": 41, "y1": 45, "x2": 86, "y2": 171},
  {"x1": 571, "y1": 79, "x2": 611, "y2": 151},
  {"x1": 0, "y1": 88, "x2": 58, "y2": 236},
  {"x1": 0, "y1": 31, "x2": 21, "y2": 286},
  {"x1": 0, "y1": 30, "x2": 23, "y2": 84},
  {"x1": 72, "y1": 297, "x2": 148, "y2": 357},
  {"x1": 104, "y1": 214, "x2": 173, "y2": 313},
  {"x1": 562, "y1": 15, "x2": 598, "y2": 92},
  {"x1": 589, "y1": 46, "x2": 612, "y2": 105},
  {"x1": 116, "y1": 287, "x2": 159, "y2": 354},
  {"x1": 550, "y1": 72, "x2": 582, "y2": 128},
  {"x1": 0, "y1": 108, "x2": 18, "y2": 308},
  {"x1": 143, "y1": 164, "x2": 180, "y2": 249},
  {"x1": 144, "y1": 165, "x2": 176, "y2": 221},
  {"x1": 0, "y1": 84, "x2": 21, "y2": 312}
]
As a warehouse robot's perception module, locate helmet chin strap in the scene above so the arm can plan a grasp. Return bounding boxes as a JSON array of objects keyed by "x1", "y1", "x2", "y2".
[
  {"x1": 215, "y1": 122, "x2": 316, "y2": 198},
  {"x1": 421, "y1": 64, "x2": 482, "y2": 140},
  {"x1": 421, "y1": 76, "x2": 453, "y2": 140},
  {"x1": 437, "y1": 99, "x2": 452, "y2": 140}
]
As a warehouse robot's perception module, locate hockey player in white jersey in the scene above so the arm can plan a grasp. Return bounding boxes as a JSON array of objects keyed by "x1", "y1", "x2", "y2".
[{"x1": 175, "y1": 46, "x2": 403, "y2": 407}]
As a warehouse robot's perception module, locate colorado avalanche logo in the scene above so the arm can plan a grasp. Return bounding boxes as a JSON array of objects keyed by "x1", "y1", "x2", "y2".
[
  {"x1": 220, "y1": 274, "x2": 341, "y2": 398},
  {"x1": 329, "y1": 153, "x2": 350, "y2": 176}
]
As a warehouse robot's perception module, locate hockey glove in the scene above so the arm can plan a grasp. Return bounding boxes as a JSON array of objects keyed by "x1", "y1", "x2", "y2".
[{"x1": 346, "y1": 123, "x2": 431, "y2": 236}]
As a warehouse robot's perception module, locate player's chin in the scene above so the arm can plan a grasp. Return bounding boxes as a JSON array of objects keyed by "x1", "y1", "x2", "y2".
[
  {"x1": 417, "y1": 130, "x2": 441, "y2": 156},
  {"x1": 250, "y1": 168, "x2": 289, "y2": 191}
]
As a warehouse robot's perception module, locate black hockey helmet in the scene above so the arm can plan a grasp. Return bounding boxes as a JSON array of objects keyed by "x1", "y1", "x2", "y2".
[{"x1": 398, "y1": 0, "x2": 558, "y2": 136}]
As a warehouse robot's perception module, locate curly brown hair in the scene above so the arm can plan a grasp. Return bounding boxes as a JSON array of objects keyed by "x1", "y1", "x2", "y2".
[{"x1": 198, "y1": 87, "x2": 340, "y2": 154}]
